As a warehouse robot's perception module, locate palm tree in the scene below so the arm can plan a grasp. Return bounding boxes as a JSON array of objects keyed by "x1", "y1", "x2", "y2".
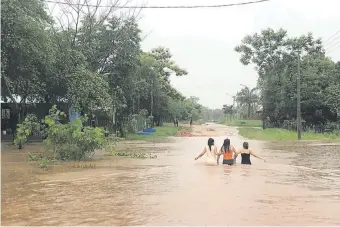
[
  {"x1": 222, "y1": 104, "x2": 235, "y2": 121},
  {"x1": 236, "y1": 85, "x2": 259, "y2": 119}
]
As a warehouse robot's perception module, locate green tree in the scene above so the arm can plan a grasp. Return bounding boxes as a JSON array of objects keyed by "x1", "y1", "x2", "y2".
[
  {"x1": 235, "y1": 86, "x2": 259, "y2": 119},
  {"x1": 235, "y1": 28, "x2": 337, "y2": 126},
  {"x1": 1, "y1": 0, "x2": 54, "y2": 104}
]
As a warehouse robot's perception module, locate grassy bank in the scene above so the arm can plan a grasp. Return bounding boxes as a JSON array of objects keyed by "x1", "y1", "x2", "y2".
[
  {"x1": 223, "y1": 119, "x2": 262, "y2": 127},
  {"x1": 125, "y1": 124, "x2": 185, "y2": 141},
  {"x1": 238, "y1": 127, "x2": 340, "y2": 141}
]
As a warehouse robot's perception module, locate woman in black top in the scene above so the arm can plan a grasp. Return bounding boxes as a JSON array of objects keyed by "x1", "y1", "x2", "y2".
[{"x1": 234, "y1": 142, "x2": 266, "y2": 165}]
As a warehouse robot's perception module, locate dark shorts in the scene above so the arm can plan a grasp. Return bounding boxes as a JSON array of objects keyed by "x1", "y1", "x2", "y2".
[{"x1": 222, "y1": 159, "x2": 234, "y2": 165}]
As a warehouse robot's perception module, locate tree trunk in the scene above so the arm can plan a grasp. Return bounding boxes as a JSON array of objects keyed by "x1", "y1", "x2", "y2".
[{"x1": 247, "y1": 103, "x2": 251, "y2": 119}]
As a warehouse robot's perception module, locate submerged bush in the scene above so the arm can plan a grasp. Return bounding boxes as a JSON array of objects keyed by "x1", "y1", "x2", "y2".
[
  {"x1": 43, "y1": 105, "x2": 108, "y2": 160},
  {"x1": 15, "y1": 105, "x2": 113, "y2": 161},
  {"x1": 14, "y1": 114, "x2": 42, "y2": 148}
]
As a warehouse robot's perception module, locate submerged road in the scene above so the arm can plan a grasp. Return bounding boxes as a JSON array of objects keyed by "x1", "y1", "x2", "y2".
[{"x1": 2, "y1": 124, "x2": 340, "y2": 225}]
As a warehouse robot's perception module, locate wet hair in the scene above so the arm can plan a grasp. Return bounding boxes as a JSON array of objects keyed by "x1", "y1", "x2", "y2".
[
  {"x1": 208, "y1": 138, "x2": 214, "y2": 151},
  {"x1": 222, "y1": 138, "x2": 231, "y2": 152},
  {"x1": 243, "y1": 142, "x2": 249, "y2": 149}
]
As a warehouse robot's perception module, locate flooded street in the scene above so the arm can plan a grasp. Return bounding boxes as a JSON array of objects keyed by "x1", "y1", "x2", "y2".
[{"x1": 2, "y1": 124, "x2": 340, "y2": 225}]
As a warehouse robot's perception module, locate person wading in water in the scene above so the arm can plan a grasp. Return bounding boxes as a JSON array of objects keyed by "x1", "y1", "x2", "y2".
[
  {"x1": 234, "y1": 142, "x2": 266, "y2": 165},
  {"x1": 217, "y1": 138, "x2": 236, "y2": 165},
  {"x1": 194, "y1": 138, "x2": 218, "y2": 166}
]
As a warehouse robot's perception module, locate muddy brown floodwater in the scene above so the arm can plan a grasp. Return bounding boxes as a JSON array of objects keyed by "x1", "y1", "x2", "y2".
[{"x1": 2, "y1": 124, "x2": 340, "y2": 225}]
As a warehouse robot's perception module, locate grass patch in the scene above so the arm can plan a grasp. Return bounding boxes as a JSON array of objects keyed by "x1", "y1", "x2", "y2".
[
  {"x1": 223, "y1": 119, "x2": 262, "y2": 127},
  {"x1": 27, "y1": 152, "x2": 59, "y2": 169},
  {"x1": 238, "y1": 127, "x2": 340, "y2": 141},
  {"x1": 125, "y1": 124, "x2": 185, "y2": 141}
]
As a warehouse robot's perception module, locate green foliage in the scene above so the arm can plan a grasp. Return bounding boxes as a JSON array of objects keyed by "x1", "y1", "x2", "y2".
[
  {"x1": 223, "y1": 119, "x2": 262, "y2": 127},
  {"x1": 126, "y1": 124, "x2": 184, "y2": 141},
  {"x1": 222, "y1": 105, "x2": 235, "y2": 115},
  {"x1": 235, "y1": 28, "x2": 339, "y2": 126},
  {"x1": 27, "y1": 152, "x2": 58, "y2": 169},
  {"x1": 14, "y1": 114, "x2": 42, "y2": 147},
  {"x1": 105, "y1": 150, "x2": 157, "y2": 159},
  {"x1": 238, "y1": 127, "x2": 340, "y2": 141},
  {"x1": 43, "y1": 105, "x2": 108, "y2": 161},
  {"x1": 201, "y1": 108, "x2": 224, "y2": 122},
  {"x1": 39, "y1": 157, "x2": 50, "y2": 169},
  {"x1": 2, "y1": 0, "x2": 216, "y2": 140},
  {"x1": 66, "y1": 67, "x2": 113, "y2": 112},
  {"x1": 235, "y1": 86, "x2": 259, "y2": 119},
  {"x1": 16, "y1": 105, "x2": 112, "y2": 161},
  {"x1": 167, "y1": 96, "x2": 203, "y2": 121},
  {"x1": 1, "y1": 0, "x2": 53, "y2": 103}
]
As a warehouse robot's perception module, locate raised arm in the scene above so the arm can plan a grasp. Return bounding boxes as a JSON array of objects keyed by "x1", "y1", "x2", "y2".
[
  {"x1": 195, "y1": 147, "x2": 207, "y2": 160},
  {"x1": 249, "y1": 149, "x2": 266, "y2": 162}
]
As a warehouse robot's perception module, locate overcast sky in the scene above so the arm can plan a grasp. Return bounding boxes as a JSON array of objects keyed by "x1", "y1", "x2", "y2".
[
  {"x1": 48, "y1": 0, "x2": 340, "y2": 109},
  {"x1": 137, "y1": 0, "x2": 340, "y2": 109}
]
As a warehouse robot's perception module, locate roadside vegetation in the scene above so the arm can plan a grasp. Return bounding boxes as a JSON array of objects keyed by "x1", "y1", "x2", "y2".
[
  {"x1": 222, "y1": 119, "x2": 262, "y2": 127},
  {"x1": 2, "y1": 0, "x2": 219, "y2": 168},
  {"x1": 126, "y1": 124, "x2": 185, "y2": 141},
  {"x1": 221, "y1": 28, "x2": 340, "y2": 135},
  {"x1": 238, "y1": 127, "x2": 340, "y2": 141}
]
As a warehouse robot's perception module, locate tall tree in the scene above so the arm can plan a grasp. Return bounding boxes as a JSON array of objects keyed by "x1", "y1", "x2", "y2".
[
  {"x1": 1, "y1": 0, "x2": 54, "y2": 105},
  {"x1": 235, "y1": 86, "x2": 259, "y2": 119},
  {"x1": 234, "y1": 28, "x2": 338, "y2": 126}
]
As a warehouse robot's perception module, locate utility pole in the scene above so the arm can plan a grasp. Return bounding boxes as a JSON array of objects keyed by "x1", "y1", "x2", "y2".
[
  {"x1": 297, "y1": 52, "x2": 302, "y2": 140},
  {"x1": 226, "y1": 93, "x2": 236, "y2": 119},
  {"x1": 150, "y1": 80, "x2": 154, "y2": 117},
  {"x1": 150, "y1": 69, "x2": 155, "y2": 117}
]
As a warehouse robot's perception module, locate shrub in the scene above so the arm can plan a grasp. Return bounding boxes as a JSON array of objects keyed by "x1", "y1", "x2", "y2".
[
  {"x1": 15, "y1": 105, "x2": 112, "y2": 161},
  {"x1": 43, "y1": 105, "x2": 108, "y2": 160},
  {"x1": 14, "y1": 114, "x2": 42, "y2": 149}
]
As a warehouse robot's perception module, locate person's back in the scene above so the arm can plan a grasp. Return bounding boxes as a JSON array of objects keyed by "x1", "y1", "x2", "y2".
[
  {"x1": 194, "y1": 138, "x2": 218, "y2": 166},
  {"x1": 219, "y1": 138, "x2": 236, "y2": 165},
  {"x1": 240, "y1": 150, "x2": 251, "y2": 165},
  {"x1": 234, "y1": 142, "x2": 266, "y2": 165},
  {"x1": 223, "y1": 148, "x2": 234, "y2": 165},
  {"x1": 205, "y1": 145, "x2": 217, "y2": 165}
]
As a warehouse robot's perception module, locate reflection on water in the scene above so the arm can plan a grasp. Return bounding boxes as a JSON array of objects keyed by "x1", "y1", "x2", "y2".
[{"x1": 2, "y1": 127, "x2": 340, "y2": 225}]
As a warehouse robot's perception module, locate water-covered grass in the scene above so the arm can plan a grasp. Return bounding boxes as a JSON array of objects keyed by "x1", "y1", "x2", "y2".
[
  {"x1": 238, "y1": 127, "x2": 340, "y2": 141},
  {"x1": 222, "y1": 119, "x2": 262, "y2": 127},
  {"x1": 126, "y1": 124, "x2": 184, "y2": 141}
]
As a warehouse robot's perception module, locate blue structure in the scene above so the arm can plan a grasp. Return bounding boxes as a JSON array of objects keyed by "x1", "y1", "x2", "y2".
[
  {"x1": 135, "y1": 128, "x2": 157, "y2": 136},
  {"x1": 68, "y1": 106, "x2": 81, "y2": 122},
  {"x1": 143, "y1": 128, "x2": 156, "y2": 133},
  {"x1": 136, "y1": 131, "x2": 151, "y2": 136}
]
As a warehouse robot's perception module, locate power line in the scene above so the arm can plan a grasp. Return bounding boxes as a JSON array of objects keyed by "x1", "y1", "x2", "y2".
[
  {"x1": 324, "y1": 29, "x2": 340, "y2": 44},
  {"x1": 45, "y1": 0, "x2": 270, "y2": 9},
  {"x1": 325, "y1": 35, "x2": 340, "y2": 48},
  {"x1": 326, "y1": 41, "x2": 340, "y2": 54},
  {"x1": 324, "y1": 30, "x2": 340, "y2": 48}
]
